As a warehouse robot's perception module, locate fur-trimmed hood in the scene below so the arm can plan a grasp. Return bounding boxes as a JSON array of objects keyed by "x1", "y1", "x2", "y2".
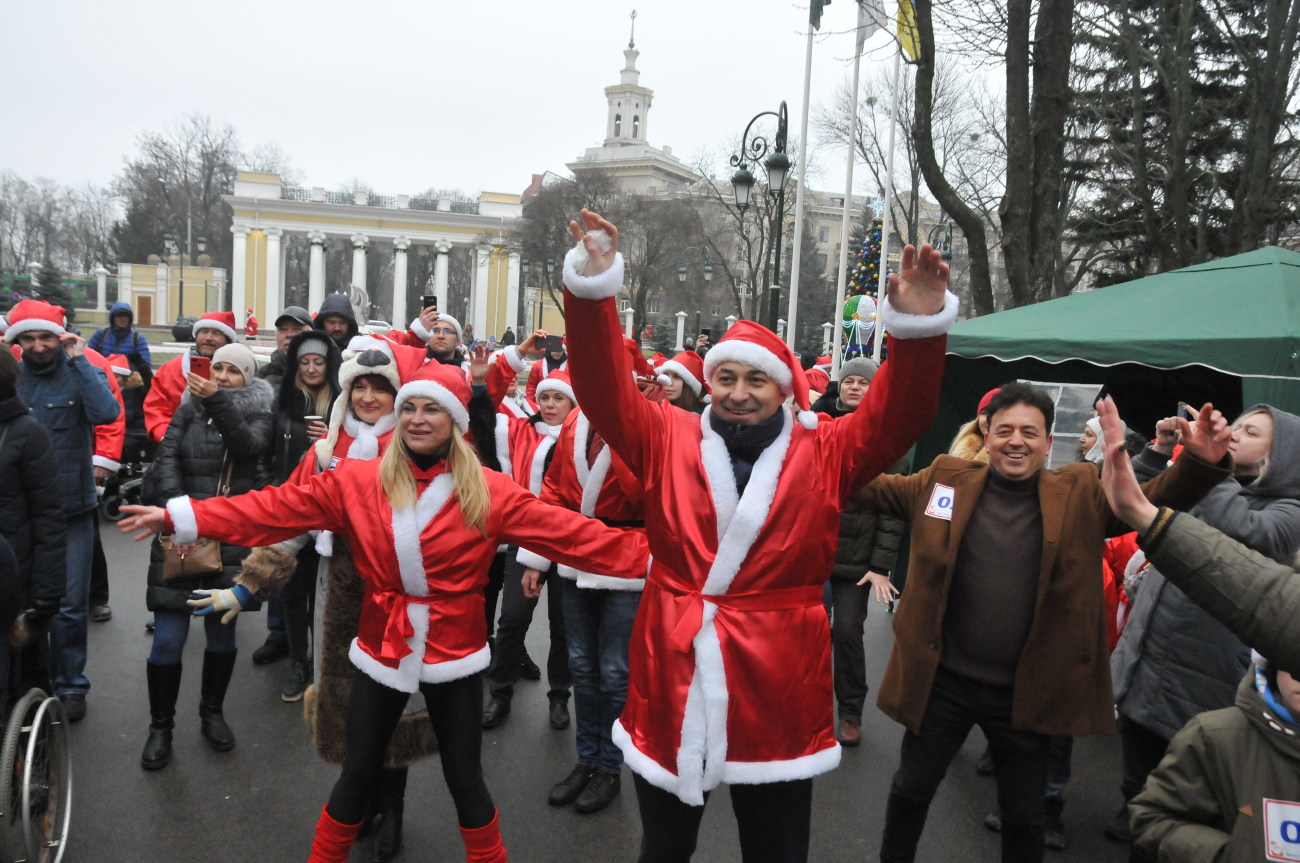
[
  {"x1": 278, "y1": 329, "x2": 342, "y2": 419},
  {"x1": 948, "y1": 418, "x2": 989, "y2": 462},
  {"x1": 176, "y1": 376, "x2": 275, "y2": 419}
]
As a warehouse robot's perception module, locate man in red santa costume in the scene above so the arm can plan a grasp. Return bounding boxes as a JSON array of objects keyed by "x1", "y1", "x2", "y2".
[
  {"x1": 560, "y1": 209, "x2": 957, "y2": 860},
  {"x1": 143, "y1": 311, "x2": 237, "y2": 442}
]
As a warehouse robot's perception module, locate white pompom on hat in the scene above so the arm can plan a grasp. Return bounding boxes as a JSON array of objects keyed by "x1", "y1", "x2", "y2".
[{"x1": 656, "y1": 350, "x2": 708, "y2": 398}]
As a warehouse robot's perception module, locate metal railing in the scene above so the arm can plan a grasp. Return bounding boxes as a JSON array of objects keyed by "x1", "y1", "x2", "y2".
[{"x1": 279, "y1": 187, "x2": 480, "y2": 215}]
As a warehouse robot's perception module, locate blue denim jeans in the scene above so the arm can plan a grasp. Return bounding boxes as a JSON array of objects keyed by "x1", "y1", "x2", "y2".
[
  {"x1": 561, "y1": 578, "x2": 640, "y2": 774},
  {"x1": 148, "y1": 609, "x2": 238, "y2": 665},
  {"x1": 49, "y1": 512, "x2": 94, "y2": 696}
]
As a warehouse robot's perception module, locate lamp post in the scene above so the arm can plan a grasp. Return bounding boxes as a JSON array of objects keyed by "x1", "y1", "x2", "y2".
[
  {"x1": 163, "y1": 219, "x2": 206, "y2": 322},
  {"x1": 676, "y1": 247, "x2": 713, "y2": 343},
  {"x1": 729, "y1": 101, "x2": 790, "y2": 331},
  {"x1": 926, "y1": 220, "x2": 954, "y2": 261}
]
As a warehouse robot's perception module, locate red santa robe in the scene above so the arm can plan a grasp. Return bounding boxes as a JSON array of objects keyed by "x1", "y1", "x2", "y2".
[
  {"x1": 143, "y1": 354, "x2": 191, "y2": 443},
  {"x1": 164, "y1": 460, "x2": 648, "y2": 691},
  {"x1": 517, "y1": 410, "x2": 646, "y2": 592},
  {"x1": 84, "y1": 347, "x2": 126, "y2": 473},
  {"x1": 562, "y1": 259, "x2": 955, "y2": 804}
]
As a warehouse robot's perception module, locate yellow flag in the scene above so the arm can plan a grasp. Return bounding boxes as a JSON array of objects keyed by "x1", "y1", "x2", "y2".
[{"x1": 897, "y1": 0, "x2": 920, "y2": 60}]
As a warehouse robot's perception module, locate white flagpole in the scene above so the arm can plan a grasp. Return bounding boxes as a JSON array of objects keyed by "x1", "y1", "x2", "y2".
[
  {"x1": 784, "y1": 25, "x2": 816, "y2": 350},
  {"x1": 872, "y1": 47, "x2": 902, "y2": 361},
  {"x1": 830, "y1": 42, "x2": 866, "y2": 378}
]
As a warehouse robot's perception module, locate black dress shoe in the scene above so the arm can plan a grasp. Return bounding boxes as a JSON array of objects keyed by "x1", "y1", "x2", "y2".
[
  {"x1": 549, "y1": 700, "x2": 570, "y2": 730},
  {"x1": 58, "y1": 693, "x2": 86, "y2": 723},
  {"x1": 519, "y1": 653, "x2": 542, "y2": 681},
  {"x1": 252, "y1": 639, "x2": 290, "y2": 665},
  {"x1": 548, "y1": 764, "x2": 595, "y2": 806},
  {"x1": 574, "y1": 771, "x2": 620, "y2": 814},
  {"x1": 481, "y1": 698, "x2": 511, "y2": 729}
]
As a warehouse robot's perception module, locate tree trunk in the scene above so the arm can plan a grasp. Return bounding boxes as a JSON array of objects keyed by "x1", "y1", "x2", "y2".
[
  {"x1": 914, "y1": 0, "x2": 995, "y2": 315},
  {"x1": 1000, "y1": 0, "x2": 1033, "y2": 308}
]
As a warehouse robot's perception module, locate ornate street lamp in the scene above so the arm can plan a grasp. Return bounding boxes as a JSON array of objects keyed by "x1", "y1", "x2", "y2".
[{"x1": 729, "y1": 100, "x2": 789, "y2": 330}]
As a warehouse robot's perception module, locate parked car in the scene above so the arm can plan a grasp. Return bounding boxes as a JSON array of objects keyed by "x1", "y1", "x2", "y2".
[{"x1": 364, "y1": 319, "x2": 392, "y2": 335}]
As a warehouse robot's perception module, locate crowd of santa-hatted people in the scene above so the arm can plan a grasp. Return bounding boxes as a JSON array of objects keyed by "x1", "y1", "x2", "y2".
[{"x1": 3, "y1": 209, "x2": 1296, "y2": 863}]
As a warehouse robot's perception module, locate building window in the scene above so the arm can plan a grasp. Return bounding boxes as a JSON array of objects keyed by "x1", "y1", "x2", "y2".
[
  {"x1": 818, "y1": 227, "x2": 829, "y2": 242},
  {"x1": 710, "y1": 300, "x2": 722, "y2": 316},
  {"x1": 649, "y1": 296, "x2": 661, "y2": 314},
  {"x1": 815, "y1": 253, "x2": 828, "y2": 270},
  {"x1": 614, "y1": 114, "x2": 622, "y2": 137},
  {"x1": 632, "y1": 116, "x2": 640, "y2": 139}
]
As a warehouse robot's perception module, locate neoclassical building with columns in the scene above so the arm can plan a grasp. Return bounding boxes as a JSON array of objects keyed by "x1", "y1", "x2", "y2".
[{"x1": 220, "y1": 172, "x2": 525, "y2": 338}]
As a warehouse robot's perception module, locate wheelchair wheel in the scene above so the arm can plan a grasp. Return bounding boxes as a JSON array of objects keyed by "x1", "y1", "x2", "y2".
[{"x1": 0, "y1": 690, "x2": 44, "y2": 862}]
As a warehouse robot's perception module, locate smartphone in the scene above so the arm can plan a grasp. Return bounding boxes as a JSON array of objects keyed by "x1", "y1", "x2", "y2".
[
  {"x1": 1176, "y1": 402, "x2": 1190, "y2": 421},
  {"x1": 544, "y1": 335, "x2": 564, "y2": 353},
  {"x1": 700, "y1": 328, "x2": 712, "y2": 338},
  {"x1": 421, "y1": 294, "x2": 438, "y2": 311},
  {"x1": 190, "y1": 356, "x2": 211, "y2": 380}
]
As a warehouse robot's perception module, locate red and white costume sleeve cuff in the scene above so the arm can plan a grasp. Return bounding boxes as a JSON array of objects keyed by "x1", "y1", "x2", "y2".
[
  {"x1": 93, "y1": 455, "x2": 121, "y2": 474},
  {"x1": 563, "y1": 232, "x2": 625, "y2": 300},
  {"x1": 500, "y1": 345, "x2": 527, "y2": 373},
  {"x1": 409, "y1": 316, "x2": 431, "y2": 342},
  {"x1": 166, "y1": 496, "x2": 199, "y2": 545},
  {"x1": 516, "y1": 547, "x2": 552, "y2": 571},
  {"x1": 880, "y1": 290, "x2": 959, "y2": 339}
]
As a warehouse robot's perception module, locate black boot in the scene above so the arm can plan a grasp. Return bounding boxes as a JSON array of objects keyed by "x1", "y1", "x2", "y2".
[
  {"x1": 371, "y1": 766, "x2": 407, "y2": 863},
  {"x1": 880, "y1": 792, "x2": 932, "y2": 863},
  {"x1": 142, "y1": 662, "x2": 182, "y2": 770},
  {"x1": 199, "y1": 650, "x2": 237, "y2": 752}
]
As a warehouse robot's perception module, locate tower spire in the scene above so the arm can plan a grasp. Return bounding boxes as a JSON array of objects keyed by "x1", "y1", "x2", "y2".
[{"x1": 629, "y1": 9, "x2": 636, "y2": 49}]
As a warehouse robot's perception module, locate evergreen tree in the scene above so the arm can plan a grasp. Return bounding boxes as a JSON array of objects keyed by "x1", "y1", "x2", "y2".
[{"x1": 35, "y1": 261, "x2": 75, "y2": 322}]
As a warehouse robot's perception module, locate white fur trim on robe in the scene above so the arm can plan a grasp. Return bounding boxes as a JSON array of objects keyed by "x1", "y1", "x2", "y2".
[
  {"x1": 563, "y1": 232, "x2": 624, "y2": 301},
  {"x1": 879, "y1": 289, "x2": 959, "y2": 339},
  {"x1": 93, "y1": 454, "x2": 122, "y2": 474},
  {"x1": 557, "y1": 414, "x2": 644, "y2": 592},
  {"x1": 166, "y1": 496, "x2": 199, "y2": 545}
]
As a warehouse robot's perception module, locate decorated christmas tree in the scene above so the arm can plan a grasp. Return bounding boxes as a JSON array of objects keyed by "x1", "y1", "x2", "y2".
[
  {"x1": 840, "y1": 218, "x2": 887, "y2": 359},
  {"x1": 847, "y1": 218, "x2": 883, "y2": 297}
]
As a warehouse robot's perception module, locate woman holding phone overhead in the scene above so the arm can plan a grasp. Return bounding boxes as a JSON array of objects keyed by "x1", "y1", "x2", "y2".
[
  {"x1": 119, "y1": 361, "x2": 650, "y2": 863},
  {"x1": 137, "y1": 342, "x2": 274, "y2": 771}
]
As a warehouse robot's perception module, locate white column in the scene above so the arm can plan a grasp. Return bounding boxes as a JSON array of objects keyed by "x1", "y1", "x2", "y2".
[
  {"x1": 674, "y1": 311, "x2": 687, "y2": 351},
  {"x1": 821, "y1": 322, "x2": 833, "y2": 353},
  {"x1": 155, "y1": 264, "x2": 169, "y2": 325},
  {"x1": 504, "y1": 250, "x2": 521, "y2": 339},
  {"x1": 264, "y1": 227, "x2": 283, "y2": 318},
  {"x1": 392, "y1": 236, "x2": 410, "y2": 326},
  {"x1": 94, "y1": 266, "x2": 109, "y2": 312},
  {"x1": 725, "y1": 314, "x2": 738, "y2": 331},
  {"x1": 350, "y1": 233, "x2": 369, "y2": 295},
  {"x1": 433, "y1": 240, "x2": 452, "y2": 296},
  {"x1": 472, "y1": 244, "x2": 490, "y2": 340},
  {"x1": 230, "y1": 225, "x2": 250, "y2": 325},
  {"x1": 27, "y1": 262, "x2": 41, "y2": 294},
  {"x1": 623, "y1": 306, "x2": 635, "y2": 338},
  {"x1": 307, "y1": 230, "x2": 327, "y2": 312},
  {"x1": 777, "y1": 318, "x2": 787, "y2": 341}
]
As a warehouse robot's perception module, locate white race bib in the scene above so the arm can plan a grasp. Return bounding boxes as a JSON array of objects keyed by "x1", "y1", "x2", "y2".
[
  {"x1": 1265, "y1": 799, "x2": 1300, "y2": 862},
  {"x1": 925, "y1": 483, "x2": 955, "y2": 521}
]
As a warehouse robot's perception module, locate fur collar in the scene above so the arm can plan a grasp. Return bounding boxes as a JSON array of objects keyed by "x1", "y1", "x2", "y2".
[{"x1": 177, "y1": 377, "x2": 274, "y2": 418}]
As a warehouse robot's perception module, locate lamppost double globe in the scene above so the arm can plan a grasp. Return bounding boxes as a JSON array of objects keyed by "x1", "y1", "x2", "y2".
[
  {"x1": 163, "y1": 226, "x2": 207, "y2": 326},
  {"x1": 728, "y1": 100, "x2": 790, "y2": 330}
]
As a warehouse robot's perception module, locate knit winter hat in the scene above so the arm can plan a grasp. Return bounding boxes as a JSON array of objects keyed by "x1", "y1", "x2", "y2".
[
  {"x1": 703, "y1": 319, "x2": 819, "y2": 429},
  {"x1": 3, "y1": 299, "x2": 66, "y2": 343},
  {"x1": 837, "y1": 357, "x2": 879, "y2": 384},
  {"x1": 212, "y1": 343, "x2": 258, "y2": 384},
  {"x1": 534, "y1": 369, "x2": 577, "y2": 405},
  {"x1": 656, "y1": 350, "x2": 708, "y2": 398},
  {"x1": 192, "y1": 311, "x2": 237, "y2": 343},
  {"x1": 394, "y1": 362, "x2": 472, "y2": 433},
  {"x1": 295, "y1": 332, "x2": 332, "y2": 360}
]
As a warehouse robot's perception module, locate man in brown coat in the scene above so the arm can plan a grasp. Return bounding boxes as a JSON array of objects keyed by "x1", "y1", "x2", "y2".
[{"x1": 855, "y1": 381, "x2": 1233, "y2": 863}]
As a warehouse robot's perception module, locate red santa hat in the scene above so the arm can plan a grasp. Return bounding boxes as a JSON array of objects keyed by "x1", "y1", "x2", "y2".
[
  {"x1": 394, "y1": 362, "x2": 472, "y2": 433},
  {"x1": 648, "y1": 352, "x2": 668, "y2": 368},
  {"x1": 623, "y1": 337, "x2": 655, "y2": 378},
  {"x1": 105, "y1": 353, "x2": 132, "y2": 376},
  {"x1": 656, "y1": 350, "x2": 708, "y2": 398},
  {"x1": 534, "y1": 369, "x2": 577, "y2": 405},
  {"x1": 805, "y1": 367, "x2": 831, "y2": 396},
  {"x1": 191, "y1": 311, "x2": 237, "y2": 343},
  {"x1": 3, "y1": 299, "x2": 66, "y2": 343},
  {"x1": 703, "y1": 320, "x2": 819, "y2": 429},
  {"x1": 409, "y1": 312, "x2": 463, "y2": 342}
]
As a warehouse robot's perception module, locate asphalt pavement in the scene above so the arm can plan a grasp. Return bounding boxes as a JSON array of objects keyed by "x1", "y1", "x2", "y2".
[{"x1": 67, "y1": 520, "x2": 1134, "y2": 862}]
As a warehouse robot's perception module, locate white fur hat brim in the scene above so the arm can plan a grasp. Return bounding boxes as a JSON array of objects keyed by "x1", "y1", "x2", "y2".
[
  {"x1": 702, "y1": 340, "x2": 793, "y2": 394},
  {"x1": 394, "y1": 382, "x2": 470, "y2": 433},
  {"x1": 3, "y1": 317, "x2": 64, "y2": 344},
  {"x1": 192, "y1": 319, "x2": 238, "y2": 343},
  {"x1": 534, "y1": 379, "x2": 577, "y2": 405},
  {"x1": 656, "y1": 361, "x2": 703, "y2": 397}
]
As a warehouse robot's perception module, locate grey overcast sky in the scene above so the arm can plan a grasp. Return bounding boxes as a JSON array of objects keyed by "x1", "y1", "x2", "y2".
[{"x1": 1, "y1": 0, "x2": 908, "y2": 199}]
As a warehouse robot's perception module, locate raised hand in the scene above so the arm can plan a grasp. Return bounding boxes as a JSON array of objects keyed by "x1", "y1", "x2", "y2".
[
  {"x1": 567, "y1": 209, "x2": 619, "y2": 276},
  {"x1": 1176, "y1": 402, "x2": 1231, "y2": 465},
  {"x1": 887, "y1": 243, "x2": 949, "y2": 317},
  {"x1": 1097, "y1": 397, "x2": 1159, "y2": 532},
  {"x1": 518, "y1": 329, "x2": 547, "y2": 356},
  {"x1": 60, "y1": 331, "x2": 86, "y2": 359},
  {"x1": 467, "y1": 343, "x2": 491, "y2": 384}
]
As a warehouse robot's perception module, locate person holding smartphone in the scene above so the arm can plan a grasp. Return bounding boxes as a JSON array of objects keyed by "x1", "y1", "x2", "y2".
[{"x1": 143, "y1": 311, "x2": 237, "y2": 443}]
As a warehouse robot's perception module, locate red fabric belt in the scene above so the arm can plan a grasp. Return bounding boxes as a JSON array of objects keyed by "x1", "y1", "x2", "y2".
[
  {"x1": 373, "y1": 590, "x2": 441, "y2": 663},
  {"x1": 648, "y1": 574, "x2": 823, "y2": 654}
]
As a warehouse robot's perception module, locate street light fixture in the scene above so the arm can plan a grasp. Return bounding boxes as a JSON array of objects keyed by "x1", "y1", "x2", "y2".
[
  {"x1": 163, "y1": 220, "x2": 206, "y2": 324},
  {"x1": 728, "y1": 100, "x2": 789, "y2": 329},
  {"x1": 926, "y1": 221, "x2": 954, "y2": 261}
]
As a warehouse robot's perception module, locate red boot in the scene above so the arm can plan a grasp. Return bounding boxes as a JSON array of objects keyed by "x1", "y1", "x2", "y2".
[
  {"x1": 459, "y1": 808, "x2": 508, "y2": 862},
  {"x1": 308, "y1": 804, "x2": 363, "y2": 862}
]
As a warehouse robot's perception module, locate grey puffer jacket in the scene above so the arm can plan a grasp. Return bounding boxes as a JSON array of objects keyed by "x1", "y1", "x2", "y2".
[
  {"x1": 1113, "y1": 405, "x2": 1300, "y2": 739},
  {"x1": 143, "y1": 378, "x2": 274, "y2": 612}
]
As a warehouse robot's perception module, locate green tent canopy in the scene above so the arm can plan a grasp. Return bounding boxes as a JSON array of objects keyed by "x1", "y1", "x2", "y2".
[{"x1": 912, "y1": 247, "x2": 1300, "y2": 466}]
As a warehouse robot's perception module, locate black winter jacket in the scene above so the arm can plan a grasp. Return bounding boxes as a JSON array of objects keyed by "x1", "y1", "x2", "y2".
[
  {"x1": 143, "y1": 378, "x2": 275, "y2": 612},
  {"x1": 0, "y1": 396, "x2": 66, "y2": 613},
  {"x1": 272, "y1": 331, "x2": 342, "y2": 484}
]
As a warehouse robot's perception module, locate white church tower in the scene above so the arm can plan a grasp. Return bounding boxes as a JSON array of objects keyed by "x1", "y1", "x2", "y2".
[{"x1": 604, "y1": 11, "x2": 653, "y2": 145}]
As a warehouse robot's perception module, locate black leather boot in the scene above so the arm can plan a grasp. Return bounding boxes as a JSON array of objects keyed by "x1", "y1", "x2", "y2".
[
  {"x1": 880, "y1": 792, "x2": 932, "y2": 863},
  {"x1": 370, "y1": 766, "x2": 407, "y2": 863},
  {"x1": 199, "y1": 650, "x2": 237, "y2": 752},
  {"x1": 142, "y1": 662, "x2": 182, "y2": 770}
]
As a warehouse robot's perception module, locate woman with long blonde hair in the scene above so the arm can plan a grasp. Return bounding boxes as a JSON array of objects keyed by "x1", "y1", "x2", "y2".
[{"x1": 119, "y1": 361, "x2": 649, "y2": 863}]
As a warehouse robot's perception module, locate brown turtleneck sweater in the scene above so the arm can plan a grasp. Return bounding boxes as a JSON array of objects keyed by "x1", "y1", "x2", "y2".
[{"x1": 940, "y1": 467, "x2": 1043, "y2": 687}]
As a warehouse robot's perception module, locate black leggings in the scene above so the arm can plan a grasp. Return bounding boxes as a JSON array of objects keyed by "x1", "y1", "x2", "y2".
[
  {"x1": 327, "y1": 670, "x2": 494, "y2": 829},
  {"x1": 633, "y1": 773, "x2": 813, "y2": 863}
]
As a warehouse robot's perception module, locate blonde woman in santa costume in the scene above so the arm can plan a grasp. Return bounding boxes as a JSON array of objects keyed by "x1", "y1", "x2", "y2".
[
  {"x1": 561, "y1": 209, "x2": 956, "y2": 861},
  {"x1": 120, "y1": 361, "x2": 649, "y2": 863}
]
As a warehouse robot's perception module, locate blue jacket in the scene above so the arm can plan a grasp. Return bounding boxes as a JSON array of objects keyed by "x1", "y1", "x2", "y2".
[
  {"x1": 88, "y1": 301, "x2": 151, "y2": 365},
  {"x1": 17, "y1": 353, "x2": 122, "y2": 517}
]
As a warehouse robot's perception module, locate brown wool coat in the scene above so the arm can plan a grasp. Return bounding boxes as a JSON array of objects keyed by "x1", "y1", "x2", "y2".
[{"x1": 855, "y1": 451, "x2": 1231, "y2": 737}]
